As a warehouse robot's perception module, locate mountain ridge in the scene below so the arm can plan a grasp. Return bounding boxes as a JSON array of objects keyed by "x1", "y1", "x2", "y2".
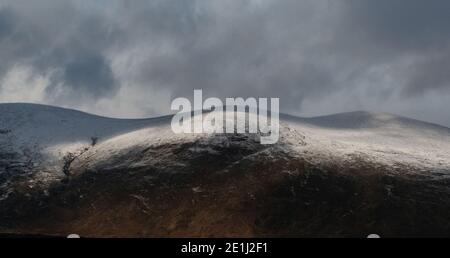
[
  {"x1": 0, "y1": 103, "x2": 449, "y2": 237},
  {"x1": 3, "y1": 102, "x2": 449, "y2": 129}
]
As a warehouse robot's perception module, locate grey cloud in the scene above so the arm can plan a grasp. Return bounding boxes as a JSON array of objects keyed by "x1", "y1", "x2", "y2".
[
  {"x1": 0, "y1": 0, "x2": 450, "y2": 126},
  {"x1": 403, "y1": 52, "x2": 450, "y2": 96},
  {"x1": 339, "y1": 0, "x2": 450, "y2": 96},
  {"x1": 0, "y1": 7, "x2": 14, "y2": 41},
  {"x1": 0, "y1": 0, "x2": 121, "y2": 104},
  {"x1": 127, "y1": 0, "x2": 340, "y2": 111},
  {"x1": 45, "y1": 53, "x2": 118, "y2": 102},
  {"x1": 343, "y1": 0, "x2": 450, "y2": 50}
]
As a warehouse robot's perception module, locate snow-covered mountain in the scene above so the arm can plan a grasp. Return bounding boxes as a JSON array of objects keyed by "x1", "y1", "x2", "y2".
[{"x1": 1, "y1": 103, "x2": 449, "y2": 237}]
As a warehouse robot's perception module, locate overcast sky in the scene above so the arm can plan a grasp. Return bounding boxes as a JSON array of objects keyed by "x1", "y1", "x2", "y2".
[{"x1": 0, "y1": 0, "x2": 450, "y2": 126}]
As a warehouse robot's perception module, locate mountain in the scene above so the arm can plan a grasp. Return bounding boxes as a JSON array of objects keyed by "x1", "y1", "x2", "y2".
[{"x1": 0, "y1": 103, "x2": 449, "y2": 237}]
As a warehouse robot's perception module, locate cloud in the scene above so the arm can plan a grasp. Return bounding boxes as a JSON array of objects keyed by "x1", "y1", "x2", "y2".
[
  {"x1": 339, "y1": 0, "x2": 450, "y2": 97},
  {"x1": 0, "y1": 0, "x2": 121, "y2": 106},
  {"x1": 45, "y1": 53, "x2": 118, "y2": 103},
  {"x1": 0, "y1": 0, "x2": 449, "y2": 126},
  {"x1": 342, "y1": 0, "x2": 450, "y2": 50},
  {"x1": 0, "y1": 7, "x2": 14, "y2": 40}
]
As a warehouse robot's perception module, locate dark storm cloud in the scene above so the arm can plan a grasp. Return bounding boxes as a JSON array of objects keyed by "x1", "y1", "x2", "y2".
[
  {"x1": 403, "y1": 52, "x2": 450, "y2": 96},
  {"x1": 0, "y1": 0, "x2": 120, "y2": 104},
  {"x1": 125, "y1": 0, "x2": 340, "y2": 108},
  {"x1": 0, "y1": 6, "x2": 17, "y2": 79},
  {"x1": 45, "y1": 53, "x2": 118, "y2": 100},
  {"x1": 0, "y1": 7, "x2": 14, "y2": 40},
  {"x1": 343, "y1": 0, "x2": 450, "y2": 49},
  {"x1": 339, "y1": 0, "x2": 450, "y2": 96},
  {"x1": 0, "y1": 0, "x2": 450, "y2": 126}
]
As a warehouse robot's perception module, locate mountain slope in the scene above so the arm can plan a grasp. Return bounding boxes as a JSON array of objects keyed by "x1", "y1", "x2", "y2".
[
  {"x1": 0, "y1": 103, "x2": 167, "y2": 189},
  {"x1": 0, "y1": 104, "x2": 449, "y2": 237}
]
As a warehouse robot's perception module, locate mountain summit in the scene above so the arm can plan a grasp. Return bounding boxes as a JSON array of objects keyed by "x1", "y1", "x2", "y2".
[{"x1": 1, "y1": 103, "x2": 449, "y2": 237}]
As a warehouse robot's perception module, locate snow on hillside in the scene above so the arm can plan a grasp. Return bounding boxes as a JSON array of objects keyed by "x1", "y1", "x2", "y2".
[
  {"x1": 1, "y1": 104, "x2": 449, "y2": 191},
  {"x1": 0, "y1": 103, "x2": 167, "y2": 190},
  {"x1": 1, "y1": 104, "x2": 449, "y2": 238},
  {"x1": 283, "y1": 111, "x2": 450, "y2": 172},
  {"x1": 0, "y1": 103, "x2": 165, "y2": 148}
]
